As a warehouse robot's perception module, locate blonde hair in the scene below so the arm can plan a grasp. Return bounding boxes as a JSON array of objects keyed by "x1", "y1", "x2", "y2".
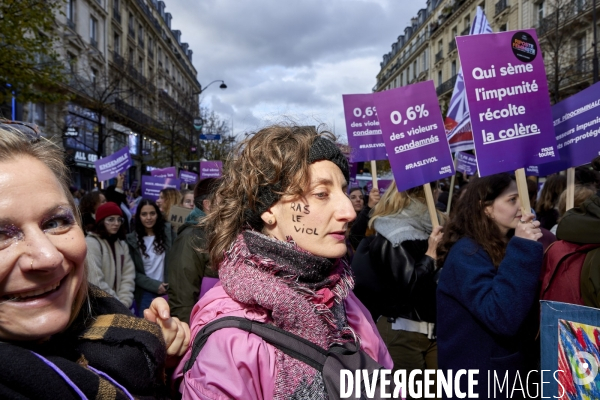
[
  {"x1": 368, "y1": 180, "x2": 443, "y2": 229},
  {"x1": 557, "y1": 185, "x2": 596, "y2": 220},
  {"x1": 159, "y1": 188, "x2": 181, "y2": 218},
  {"x1": 0, "y1": 126, "x2": 88, "y2": 329},
  {"x1": 202, "y1": 125, "x2": 333, "y2": 269}
]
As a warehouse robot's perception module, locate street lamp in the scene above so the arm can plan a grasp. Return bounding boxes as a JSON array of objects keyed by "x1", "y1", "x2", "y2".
[{"x1": 196, "y1": 80, "x2": 227, "y2": 95}]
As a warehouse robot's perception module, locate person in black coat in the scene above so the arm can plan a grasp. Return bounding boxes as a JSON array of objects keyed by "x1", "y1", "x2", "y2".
[{"x1": 351, "y1": 180, "x2": 443, "y2": 397}]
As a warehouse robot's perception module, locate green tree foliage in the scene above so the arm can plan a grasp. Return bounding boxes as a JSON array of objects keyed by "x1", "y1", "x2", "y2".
[{"x1": 0, "y1": 0, "x2": 68, "y2": 104}]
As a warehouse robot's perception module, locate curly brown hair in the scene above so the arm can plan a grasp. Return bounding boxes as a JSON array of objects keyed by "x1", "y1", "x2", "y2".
[
  {"x1": 437, "y1": 173, "x2": 515, "y2": 268},
  {"x1": 201, "y1": 124, "x2": 335, "y2": 269}
]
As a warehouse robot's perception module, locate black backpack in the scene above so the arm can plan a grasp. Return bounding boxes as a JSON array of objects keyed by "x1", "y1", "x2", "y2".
[{"x1": 183, "y1": 316, "x2": 393, "y2": 400}]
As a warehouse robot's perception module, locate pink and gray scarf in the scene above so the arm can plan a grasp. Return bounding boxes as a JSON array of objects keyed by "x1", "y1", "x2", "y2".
[{"x1": 219, "y1": 230, "x2": 357, "y2": 399}]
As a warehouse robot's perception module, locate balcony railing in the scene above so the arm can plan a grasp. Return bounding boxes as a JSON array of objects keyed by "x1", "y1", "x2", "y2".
[
  {"x1": 448, "y1": 40, "x2": 457, "y2": 54},
  {"x1": 114, "y1": 97, "x2": 159, "y2": 129},
  {"x1": 436, "y1": 74, "x2": 458, "y2": 96},
  {"x1": 461, "y1": 26, "x2": 470, "y2": 36},
  {"x1": 67, "y1": 19, "x2": 76, "y2": 30},
  {"x1": 495, "y1": 0, "x2": 509, "y2": 16},
  {"x1": 435, "y1": 49, "x2": 444, "y2": 64},
  {"x1": 112, "y1": 51, "x2": 125, "y2": 68},
  {"x1": 91, "y1": 38, "x2": 98, "y2": 49},
  {"x1": 538, "y1": 1, "x2": 592, "y2": 36}
]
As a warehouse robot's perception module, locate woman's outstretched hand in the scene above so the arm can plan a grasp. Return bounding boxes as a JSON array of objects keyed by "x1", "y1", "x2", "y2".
[
  {"x1": 144, "y1": 297, "x2": 191, "y2": 363},
  {"x1": 515, "y1": 212, "x2": 543, "y2": 241}
]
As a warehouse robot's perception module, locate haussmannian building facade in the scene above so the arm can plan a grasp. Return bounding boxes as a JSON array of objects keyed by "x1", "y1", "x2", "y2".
[
  {"x1": 21, "y1": 0, "x2": 201, "y2": 190},
  {"x1": 374, "y1": 0, "x2": 598, "y2": 110}
]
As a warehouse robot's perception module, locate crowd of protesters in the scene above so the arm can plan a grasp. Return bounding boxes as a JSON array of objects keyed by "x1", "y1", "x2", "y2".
[{"x1": 1, "y1": 118, "x2": 600, "y2": 399}]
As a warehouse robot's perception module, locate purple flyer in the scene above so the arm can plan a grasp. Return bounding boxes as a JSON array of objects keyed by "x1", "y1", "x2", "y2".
[
  {"x1": 372, "y1": 81, "x2": 455, "y2": 193},
  {"x1": 342, "y1": 93, "x2": 387, "y2": 162},
  {"x1": 150, "y1": 166, "x2": 177, "y2": 179},
  {"x1": 538, "y1": 81, "x2": 600, "y2": 176},
  {"x1": 456, "y1": 29, "x2": 558, "y2": 176},
  {"x1": 141, "y1": 176, "x2": 182, "y2": 201},
  {"x1": 94, "y1": 146, "x2": 132, "y2": 182},
  {"x1": 348, "y1": 161, "x2": 358, "y2": 188},
  {"x1": 365, "y1": 179, "x2": 393, "y2": 196},
  {"x1": 456, "y1": 152, "x2": 477, "y2": 176},
  {"x1": 180, "y1": 170, "x2": 199, "y2": 184},
  {"x1": 200, "y1": 161, "x2": 223, "y2": 179}
]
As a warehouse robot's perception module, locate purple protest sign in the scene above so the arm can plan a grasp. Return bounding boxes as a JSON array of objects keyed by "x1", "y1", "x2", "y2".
[
  {"x1": 537, "y1": 81, "x2": 600, "y2": 176},
  {"x1": 150, "y1": 166, "x2": 177, "y2": 179},
  {"x1": 456, "y1": 29, "x2": 558, "y2": 176},
  {"x1": 141, "y1": 176, "x2": 182, "y2": 201},
  {"x1": 348, "y1": 161, "x2": 358, "y2": 188},
  {"x1": 200, "y1": 161, "x2": 223, "y2": 179},
  {"x1": 372, "y1": 81, "x2": 455, "y2": 193},
  {"x1": 94, "y1": 146, "x2": 132, "y2": 182},
  {"x1": 365, "y1": 179, "x2": 393, "y2": 196},
  {"x1": 456, "y1": 152, "x2": 477, "y2": 176},
  {"x1": 180, "y1": 170, "x2": 199, "y2": 185},
  {"x1": 342, "y1": 94, "x2": 387, "y2": 162}
]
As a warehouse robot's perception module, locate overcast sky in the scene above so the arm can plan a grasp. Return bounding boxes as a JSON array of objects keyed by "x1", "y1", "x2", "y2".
[{"x1": 165, "y1": 0, "x2": 423, "y2": 142}]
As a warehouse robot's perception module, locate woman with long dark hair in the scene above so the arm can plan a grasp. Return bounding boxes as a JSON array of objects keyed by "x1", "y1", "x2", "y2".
[
  {"x1": 436, "y1": 173, "x2": 543, "y2": 399},
  {"x1": 126, "y1": 199, "x2": 173, "y2": 316}
]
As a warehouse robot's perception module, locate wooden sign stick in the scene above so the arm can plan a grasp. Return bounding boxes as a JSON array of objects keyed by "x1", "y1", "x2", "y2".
[
  {"x1": 424, "y1": 183, "x2": 440, "y2": 228},
  {"x1": 370, "y1": 160, "x2": 378, "y2": 189},
  {"x1": 515, "y1": 168, "x2": 531, "y2": 217},
  {"x1": 446, "y1": 155, "x2": 459, "y2": 215},
  {"x1": 566, "y1": 167, "x2": 575, "y2": 211}
]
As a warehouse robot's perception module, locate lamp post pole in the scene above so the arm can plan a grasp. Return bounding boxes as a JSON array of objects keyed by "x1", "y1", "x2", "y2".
[{"x1": 189, "y1": 80, "x2": 227, "y2": 164}]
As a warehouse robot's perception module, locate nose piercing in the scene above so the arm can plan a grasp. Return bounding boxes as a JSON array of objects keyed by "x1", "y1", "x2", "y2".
[{"x1": 30, "y1": 260, "x2": 34, "y2": 270}]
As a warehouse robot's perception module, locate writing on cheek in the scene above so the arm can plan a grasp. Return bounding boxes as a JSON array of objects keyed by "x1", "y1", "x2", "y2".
[
  {"x1": 292, "y1": 215, "x2": 302, "y2": 223},
  {"x1": 293, "y1": 225, "x2": 318, "y2": 235},
  {"x1": 290, "y1": 203, "x2": 310, "y2": 214}
]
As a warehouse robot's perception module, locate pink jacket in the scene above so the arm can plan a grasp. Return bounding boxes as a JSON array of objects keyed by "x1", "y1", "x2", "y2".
[{"x1": 174, "y1": 283, "x2": 392, "y2": 400}]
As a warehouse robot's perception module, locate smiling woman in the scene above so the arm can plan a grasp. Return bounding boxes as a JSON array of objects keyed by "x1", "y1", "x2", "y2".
[
  {"x1": 0, "y1": 122, "x2": 189, "y2": 399},
  {"x1": 176, "y1": 124, "x2": 392, "y2": 399}
]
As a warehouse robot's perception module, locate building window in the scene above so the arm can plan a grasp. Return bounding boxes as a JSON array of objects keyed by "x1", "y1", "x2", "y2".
[
  {"x1": 68, "y1": 53, "x2": 77, "y2": 73},
  {"x1": 576, "y1": 36, "x2": 587, "y2": 59},
  {"x1": 438, "y1": 40, "x2": 443, "y2": 52},
  {"x1": 114, "y1": 33, "x2": 120, "y2": 54},
  {"x1": 499, "y1": 23, "x2": 507, "y2": 32},
  {"x1": 90, "y1": 16, "x2": 98, "y2": 47},
  {"x1": 451, "y1": 60, "x2": 457, "y2": 77},
  {"x1": 91, "y1": 68, "x2": 97, "y2": 85},
  {"x1": 138, "y1": 56, "x2": 143, "y2": 73},
  {"x1": 28, "y1": 103, "x2": 46, "y2": 126},
  {"x1": 438, "y1": 70, "x2": 443, "y2": 86},
  {"x1": 129, "y1": 47, "x2": 134, "y2": 64},
  {"x1": 464, "y1": 15, "x2": 471, "y2": 31},
  {"x1": 67, "y1": 0, "x2": 75, "y2": 23}
]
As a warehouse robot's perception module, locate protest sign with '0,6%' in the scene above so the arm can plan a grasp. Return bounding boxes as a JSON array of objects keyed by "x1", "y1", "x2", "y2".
[
  {"x1": 94, "y1": 146, "x2": 132, "y2": 182},
  {"x1": 372, "y1": 81, "x2": 455, "y2": 193},
  {"x1": 342, "y1": 93, "x2": 387, "y2": 162},
  {"x1": 457, "y1": 29, "x2": 559, "y2": 176},
  {"x1": 538, "y1": 81, "x2": 600, "y2": 176}
]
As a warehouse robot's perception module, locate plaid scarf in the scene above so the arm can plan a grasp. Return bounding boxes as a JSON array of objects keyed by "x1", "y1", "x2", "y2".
[
  {"x1": 219, "y1": 231, "x2": 357, "y2": 399},
  {"x1": 0, "y1": 286, "x2": 167, "y2": 400}
]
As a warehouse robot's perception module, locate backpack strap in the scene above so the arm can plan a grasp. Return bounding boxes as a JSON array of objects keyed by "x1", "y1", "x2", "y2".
[{"x1": 183, "y1": 316, "x2": 328, "y2": 374}]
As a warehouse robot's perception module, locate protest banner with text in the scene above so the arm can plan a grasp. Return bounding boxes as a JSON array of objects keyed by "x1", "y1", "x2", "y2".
[
  {"x1": 150, "y1": 166, "x2": 177, "y2": 179},
  {"x1": 456, "y1": 152, "x2": 477, "y2": 176},
  {"x1": 342, "y1": 93, "x2": 387, "y2": 162},
  {"x1": 94, "y1": 146, "x2": 132, "y2": 182},
  {"x1": 180, "y1": 170, "x2": 199, "y2": 185},
  {"x1": 141, "y1": 176, "x2": 181, "y2": 201},
  {"x1": 457, "y1": 29, "x2": 559, "y2": 176},
  {"x1": 372, "y1": 81, "x2": 455, "y2": 193},
  {"x1": 537, "y1": 81, "x2": 600, "y2": 176},
  {"x1": 168, "y1": 205, "x2": 192, "y2": 231},
  {"x1": 200, "y1": 161, "x2": 223, "y2": 179}
]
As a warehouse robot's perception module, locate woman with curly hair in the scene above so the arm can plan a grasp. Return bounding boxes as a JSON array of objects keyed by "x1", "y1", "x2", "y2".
[
  {"x1": 176, "y1": 125, "x2": 392, "y2": 399},
  {"x1": 126, "y1": 199, "x2": 174, "y2": 316},
  {"x1": 436, "y1": 173, "x2": 543, "y2": 398}
]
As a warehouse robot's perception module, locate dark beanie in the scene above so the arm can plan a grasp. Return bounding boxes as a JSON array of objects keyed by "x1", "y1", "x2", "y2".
[
  {"x1": 95, "y1": 202, "x2": 123, "y2": 223},
  {"x1": 247, "y1": 136, "x2": 349, "y2": 227}
]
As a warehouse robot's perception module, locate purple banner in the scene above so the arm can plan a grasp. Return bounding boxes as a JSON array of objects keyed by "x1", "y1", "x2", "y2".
[
  {"x1": 180, "y1": 170, "x2": 199, "y2": 184},
  {"x1": 141, "y1": 176, "x2": 182, "y2": 201},
  {"x1": 456, "y1": 152, "x2": 477, "y2": 175},
  {"x1": 365, "y1": 179, "x2": 393, "y2": 196},
  {"x1": 348, "y1": 161, "x2": 358, "y2": 189},
  {"x1": 150, "y1": 166, "x2": 177, "y2": 179},
  {"x1": 94, "y1": 146, "x2": 132, "y2": 182},
  {"x1": 537, "y1": 81, "x2": 600, "y2": 176},
  {"x1": 457, "y1": 29, "x2": 558, "y2": 176},
  {"x1": 372, "y1": 81, "x2": 455, "y2": 193},
  {"x1": 342, "y1": 93, "x2": 387, "y2": 162},
  {"x1": 200, "y1": 161, "x2": 223, "y2": 179}
]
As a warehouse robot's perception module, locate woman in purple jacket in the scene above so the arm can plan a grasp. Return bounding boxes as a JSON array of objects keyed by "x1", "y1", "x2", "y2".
[{"x1": 176, "y1": 125, "x2": 392, "y2": 399}]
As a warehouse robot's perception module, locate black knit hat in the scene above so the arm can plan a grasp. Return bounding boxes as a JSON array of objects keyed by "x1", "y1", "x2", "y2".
[{"x1": 247, "y1": 136, "x2": 349, "y2": 228}]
